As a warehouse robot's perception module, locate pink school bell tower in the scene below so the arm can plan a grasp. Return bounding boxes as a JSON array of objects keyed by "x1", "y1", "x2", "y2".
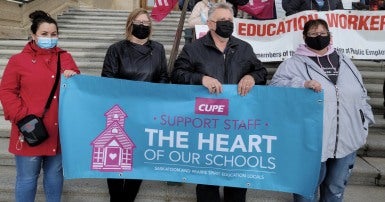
[{"x1": 90, "y1": 105, "x2": 136, "y2": 172}]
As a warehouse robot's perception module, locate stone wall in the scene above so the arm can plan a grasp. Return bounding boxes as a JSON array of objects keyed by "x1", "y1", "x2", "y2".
[
  {"x1": 0, "y1": 0, "x2": 78, "y2": 39},
  {"x1": 0, "y1": 0, "x2": 140, "y2": 39},
  {"x1": 83, "y1": 0, "x2": 139, "y2": 10}
]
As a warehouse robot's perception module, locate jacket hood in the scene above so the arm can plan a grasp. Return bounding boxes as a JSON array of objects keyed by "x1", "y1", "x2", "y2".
[{"x1": 295, "y1": 44, "x2": 335, "y2": 57}]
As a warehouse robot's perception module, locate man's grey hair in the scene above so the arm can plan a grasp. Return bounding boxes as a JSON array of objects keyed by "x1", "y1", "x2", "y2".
[{"x1": 207, "y1": 2, "x2": 234, "y2": 20}]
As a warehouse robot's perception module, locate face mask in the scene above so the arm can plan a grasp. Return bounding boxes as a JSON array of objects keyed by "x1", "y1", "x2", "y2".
[
  {"x1": 215, "y1": 20, "x2": 234, "y2": 38},
  {"x1": 305, "y1": 35, "x2": 330, "y2": 51},
  {"x1": 132, "y1": 24, "x2": 151, "y2": 39},
  {"x1": 36, "y1": 37, "x2": 58, "y2": 49}
]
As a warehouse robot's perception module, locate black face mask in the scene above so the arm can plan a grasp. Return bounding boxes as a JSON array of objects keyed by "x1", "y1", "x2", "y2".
[
  {"x1": 305, "y1": 35, "x2": 330, "y2": 51},
  {"x1": 215, "y1": 20, "x2": 234, "y2": 38},
  {"x1": 132, "y1": 24, "x2": 150, "y2": 39}
]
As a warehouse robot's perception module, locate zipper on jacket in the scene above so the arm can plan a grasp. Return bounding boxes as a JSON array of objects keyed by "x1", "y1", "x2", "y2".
[
  {"x1": 223, "y1": 53, "x2": 228, "y2": 83},
  {"x1": 333, "y1": 85, "x2": 340, "y2": 158}
]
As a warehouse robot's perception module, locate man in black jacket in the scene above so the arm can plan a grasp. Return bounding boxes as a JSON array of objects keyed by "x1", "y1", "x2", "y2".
[{"x1": 171, "y1": 2, "x2": 267, "y2": 202}]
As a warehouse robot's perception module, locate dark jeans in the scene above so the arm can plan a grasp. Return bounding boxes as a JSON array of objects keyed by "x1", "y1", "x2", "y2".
[
  {"x1": 196, "y1": 184, "x2": 247, "y2": 202},
  {"x1": 293, "y1": 152, "x2": 357, "y2": 202},
  {"x1": 107, "y1": 178, "x2": 142, "y2": 202}
]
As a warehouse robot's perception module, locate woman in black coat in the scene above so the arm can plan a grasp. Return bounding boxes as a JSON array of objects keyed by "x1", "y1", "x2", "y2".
[{"x1": 101, "y1": 8, "x2": 169, "y2": 202}]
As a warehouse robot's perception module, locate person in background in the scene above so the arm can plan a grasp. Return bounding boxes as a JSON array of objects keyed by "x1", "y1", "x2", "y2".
[
  {"x1": 179, "y1": 0, "x2": 201, "y2": 11},
  {"x1": 188, "y1": 0, "x2": 225, "y2": 28},
  {"x1": 186, "y1": 0, "x2": 225, "y2": 43},
  {"x1": 352, "y1": 0, "x2": 370, "y2": 10},
  {"x1": 269, "y1": 19, "x2": 375, "y2": 201},
  {"x1": 282, "y1": 0, "x2": 344, "y2": 16},
  {"x1": 172, "y1": 3, "x2": 267, "y2": 202},
  {"x1": 101, "y1": 8, "x2": 169, "y2": 202},
  {"x1": 226, "y1": 0, "x2": 250, "y2": 17},
  {"x1": 244, "y1": 0, "x2": 277, "y2": 20},
  {"x1": 352, "y1": 0, "x2": 384, "y2": 10},
  {"x1": 0, "y1": 10, "x2": 79, "y2": 202}
]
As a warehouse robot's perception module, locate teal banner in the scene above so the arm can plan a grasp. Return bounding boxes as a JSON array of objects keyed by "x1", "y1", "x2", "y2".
[{"x1": 59, "y1": 75, "x2": 323, "y2": 198}]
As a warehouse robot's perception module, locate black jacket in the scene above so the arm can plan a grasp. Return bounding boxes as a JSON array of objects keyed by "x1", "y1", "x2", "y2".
[
  {"x1": 102, "y1": 40, "x2": 169, "y2": 83},
  {"x1": 171, "y1": 32, "x2": 267, "y2": 85},
  {"x1": 282, "y1": 0, "x2": 344, "y2": 16}
]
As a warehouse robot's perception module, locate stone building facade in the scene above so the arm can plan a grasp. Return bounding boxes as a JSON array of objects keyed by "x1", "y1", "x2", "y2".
[{"x1": 0, "y1": 0, "x2": 142, "y2": 39}]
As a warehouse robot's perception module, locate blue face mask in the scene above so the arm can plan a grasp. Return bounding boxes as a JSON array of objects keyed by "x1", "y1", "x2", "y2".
[{"x1": 36, "y1": 37, "x2": 58, "y2": 49}]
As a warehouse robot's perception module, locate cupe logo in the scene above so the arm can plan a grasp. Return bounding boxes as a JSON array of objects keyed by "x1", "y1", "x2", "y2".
[{"x1": 194, "y1": 97, "x2": 229, "y2": 115}]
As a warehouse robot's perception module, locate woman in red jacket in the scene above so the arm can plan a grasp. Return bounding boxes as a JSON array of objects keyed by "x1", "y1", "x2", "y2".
[{"x1": 0, "y1": 10, "x2": 79, "y2": 202}]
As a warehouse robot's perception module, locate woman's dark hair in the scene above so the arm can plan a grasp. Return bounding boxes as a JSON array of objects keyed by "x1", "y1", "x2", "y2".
[
  {"x1": 303, "y1": 19, "x2": 329, "y2": 36},
  {"x1": 29, "y1": 10, "x2": 58, "y2": 34}
]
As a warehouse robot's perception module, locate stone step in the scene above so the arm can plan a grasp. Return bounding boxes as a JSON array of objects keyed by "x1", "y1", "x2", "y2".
[
  {"x1": 360, "y1": 134, "x2": 385, "y2": 157},
  {"x1": 366, "y1": 83, "x2": 384, "y2": 97},
  {"x1": 64, "y1": 8, "x2": 187, "y2": 18},
  {"x1": 57, "y1": 18, "x2": 189, "y2": 26},
  {"x1": 353, "y1": 60, "x2": 385, "y2": 71},
  {"x1": 57, "y1": 29, "x2": 187, "y2": 37},
  {"x1": 0, "y1": 40, "x2": 177, "y2": 52},
  {"x1": 0, "y1": 158, "x2": 384, "y2": 202},
  {"x1": 368, "y1": 98, "x2": 385, "y2": 114},
  {"x1": 368, "y1": 115, "x2": 385, "y2": 136},
  {"x1": 59, "y1": 23, "x2": 185, "y2": 31},
  {"x1": 57, "y1": 35, "x2": 186, "y2": 43},
  {"x1": 57, "y1": 13, "x2": 187, "y2": 20}
]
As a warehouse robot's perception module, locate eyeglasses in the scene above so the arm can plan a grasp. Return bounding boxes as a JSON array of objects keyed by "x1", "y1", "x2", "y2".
[
  {"x1": 133, "y1": 20, "x2": 151, "y2": 26},
  {"x1": 307, "y1": 32, "x2": 330, "y2": 37}
]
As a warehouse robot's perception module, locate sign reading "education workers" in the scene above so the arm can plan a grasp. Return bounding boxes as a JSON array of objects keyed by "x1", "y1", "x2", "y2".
[{"x1": 59, "y1": 75, "x2": 323, "y2": 198}]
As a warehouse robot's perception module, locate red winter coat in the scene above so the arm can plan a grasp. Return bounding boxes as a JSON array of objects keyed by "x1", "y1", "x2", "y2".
[{"x1": 0, "y1": 41, "x2": 80, "y2": 156}]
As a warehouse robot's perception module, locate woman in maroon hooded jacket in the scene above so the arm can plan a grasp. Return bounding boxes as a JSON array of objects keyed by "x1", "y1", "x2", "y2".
[{"x1": 0, "y1": 10, "x2": 79, "y2": 202}]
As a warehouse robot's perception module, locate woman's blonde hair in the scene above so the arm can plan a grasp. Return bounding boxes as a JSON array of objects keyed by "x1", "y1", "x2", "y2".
[{"x1": 125, "y1": 8, "x2": 152, "y2": 40}]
